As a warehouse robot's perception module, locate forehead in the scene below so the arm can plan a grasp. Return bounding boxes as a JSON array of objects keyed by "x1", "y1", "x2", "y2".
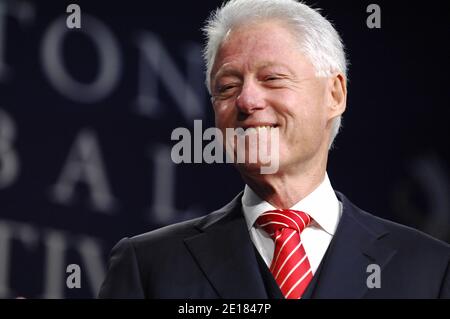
[
  {"x1": 211, "y1": 20, "x2": 313, "y2": 77},
  {"x1": 221, "y1": 20, "x2": 296, "y2": 51}
]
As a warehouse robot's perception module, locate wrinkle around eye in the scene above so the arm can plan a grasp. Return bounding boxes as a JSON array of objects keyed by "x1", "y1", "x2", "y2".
[
  {"x1": 259, "y1": 72, "x2": 292, "y2": 82},
  {"x1": 261, "y1": 77, "x2": 290, "y2": 89},
  {"x1": 213, "y1": 83, "x2": 241, "y2": 99},
  {"x1": 213, "y1": 90, "x2": 237, "y2": 101}
]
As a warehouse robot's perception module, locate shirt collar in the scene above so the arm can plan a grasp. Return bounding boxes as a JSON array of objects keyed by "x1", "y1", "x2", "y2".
[{"x1": 241, "y1": 173, "x2": 341, "y2": 235}]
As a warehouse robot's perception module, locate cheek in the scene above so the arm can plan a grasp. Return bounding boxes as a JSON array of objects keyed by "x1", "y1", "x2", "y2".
[
  {"x1": 292, "y1": 90, "x2": 328, "y2": 126},
  {"x1": 299, "y1": 108, "x2": 328, "y2": 142},
  {"x1": 214, "y1": 102, "x2": 235, "y2": 129},
  {"x1": 281, "y1": 99, "x2": 327, "y2": 143}
]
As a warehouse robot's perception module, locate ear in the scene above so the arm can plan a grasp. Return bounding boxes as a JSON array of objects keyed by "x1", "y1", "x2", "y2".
[{"x1": 327, "y1": 73, "x2": 347, "y2": 120}]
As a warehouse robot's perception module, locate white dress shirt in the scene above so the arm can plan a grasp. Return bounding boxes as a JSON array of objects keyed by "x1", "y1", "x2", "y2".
[{"x1": 241, "y1": 173, "x2": 342, "y2": 275}]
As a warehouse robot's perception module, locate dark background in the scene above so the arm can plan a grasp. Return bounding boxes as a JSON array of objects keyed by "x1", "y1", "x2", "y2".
[{"x1": 0, "y1": 0, "x2": 448, "y2": 298}]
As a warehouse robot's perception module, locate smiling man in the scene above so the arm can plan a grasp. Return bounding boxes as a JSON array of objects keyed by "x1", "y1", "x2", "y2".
[{"x1": 99, "y1": 0, "x2": 449, "y2": 299}]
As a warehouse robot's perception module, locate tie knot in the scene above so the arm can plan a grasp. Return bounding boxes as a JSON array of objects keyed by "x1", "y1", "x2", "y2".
[{"x1": 256, "y1": 209, "x2": 311, "y2": 238}]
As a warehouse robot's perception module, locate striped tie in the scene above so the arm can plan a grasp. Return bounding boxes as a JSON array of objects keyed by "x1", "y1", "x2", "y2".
[{"x1": 256, "y1": 209, "x2": 313, "y2": 299}]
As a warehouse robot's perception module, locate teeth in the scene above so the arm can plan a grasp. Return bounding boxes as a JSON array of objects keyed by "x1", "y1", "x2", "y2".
[
  {"x1": 246, "y1": 125, "x2": 273, "y2": 132},
  {"x1": 240, "y1": 125, "x2": 275, "y2": 136},
  {"x1": 235, "y1": 126, "x2": 276, "y2": 136},
  {"x1": 245, "y1": 127, "x2": 257, "y2": 135}
]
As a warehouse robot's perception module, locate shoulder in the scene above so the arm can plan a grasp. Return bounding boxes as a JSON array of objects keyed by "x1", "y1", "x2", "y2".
[
  {"x1": 363, "y1": 208, "x2": 450, "y2": 257},
  {"x1": 125, "y1": 193, "x2": 243, "y2": 251},
  {"x1": 338, "y1": 191, "x2": 450, "y2": 256}
]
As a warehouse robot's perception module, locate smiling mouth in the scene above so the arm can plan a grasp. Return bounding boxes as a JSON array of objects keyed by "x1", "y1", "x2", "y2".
[{"x1": 236, "y1": 124, "x2": 279, "y2": 135}]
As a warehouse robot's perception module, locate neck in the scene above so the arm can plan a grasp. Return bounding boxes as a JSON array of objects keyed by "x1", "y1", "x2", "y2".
[{"x1": 239, "y1": 155, "x2": 328, "y2": 209}]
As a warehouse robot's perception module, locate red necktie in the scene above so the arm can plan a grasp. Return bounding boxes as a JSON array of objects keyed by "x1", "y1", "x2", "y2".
[{"x1": 256, "y1": 209, "x2": 313, "y2": 299}]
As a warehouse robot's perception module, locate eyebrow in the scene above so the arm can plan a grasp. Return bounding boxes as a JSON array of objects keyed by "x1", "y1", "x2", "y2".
[
  {"x1": 213, "y1": 68, "x2": 242, "y2": 81},
  {"x1": 256, "y1": 61, "x2": 293, "y2": 71}
]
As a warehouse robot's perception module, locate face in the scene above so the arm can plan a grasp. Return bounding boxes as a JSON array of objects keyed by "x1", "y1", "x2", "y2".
[{"x1": 210, "y1": 20, "x2": 345, "y2": 176}]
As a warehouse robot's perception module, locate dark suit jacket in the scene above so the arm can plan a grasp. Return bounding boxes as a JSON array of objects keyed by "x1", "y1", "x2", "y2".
[{"x1": 98, "y1": 192, "x2": 450, "y2": 298}]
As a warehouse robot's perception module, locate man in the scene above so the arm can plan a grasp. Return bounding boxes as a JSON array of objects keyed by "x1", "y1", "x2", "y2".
[{"x1": 98, "y1": 0, "x2": 449, "y2": 298}]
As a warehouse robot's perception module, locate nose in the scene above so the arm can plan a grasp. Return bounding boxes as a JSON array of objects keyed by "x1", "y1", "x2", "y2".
[{"x1": 235, "y1": 80, "x2": 266, "y2": 114}]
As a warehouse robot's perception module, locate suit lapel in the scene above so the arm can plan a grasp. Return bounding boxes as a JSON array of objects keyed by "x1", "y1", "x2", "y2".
[
  {"x1": 183, "y1": 191, "x2": 398, "y2": 299},
  {"x1": 312, "y1": 192, "x2": 397, "y2": 298},
  {"x1": 184, "y1": 193, "x2": 268, "y2": 298}
]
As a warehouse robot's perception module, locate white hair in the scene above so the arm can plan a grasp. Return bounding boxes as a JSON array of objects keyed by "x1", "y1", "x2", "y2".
[{"x1": 202, "y1": 0, "x2": 348, "y2": 148}]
